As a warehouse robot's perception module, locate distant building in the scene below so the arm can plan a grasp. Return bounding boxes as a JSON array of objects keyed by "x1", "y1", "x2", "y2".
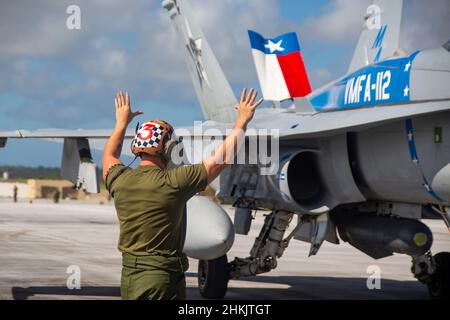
[
  {"x1": 0, "y1": 179, "x2": 109, "y2": 202},
  {"x1": 27, "y1": 179, "x2": 77, "y2": 200},
  {"x1": 2, "y1": 171, "x2": 10, "y2": 180}
]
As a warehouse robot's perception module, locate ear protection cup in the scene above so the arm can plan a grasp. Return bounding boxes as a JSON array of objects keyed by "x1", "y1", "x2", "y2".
[
  {"x1": 162, "y1": 139, "x2": 179, "y2": 162},
  {"x1": 130, "y1": 121, "x2": 141, "y2": 155}
]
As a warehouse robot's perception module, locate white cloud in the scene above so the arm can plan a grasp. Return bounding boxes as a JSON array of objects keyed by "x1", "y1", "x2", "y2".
[
  {"x1": 81, "y1": 39, "x2": 129, "y2": 78},
  {"x1": 0, "y1": 0, "x2": 448, "y2": 128},
  {"x1": 300, "y1": 0, "x2": 450, "y2": 51},
  {"x1": 311, "y1": 68, "x2": 334, "y2": 88},
  {"x1": 301, "y1": 0, "x2": 371, "y2": 43},
  {"x1": 401, "y1": 0, "x2": 450, "y2": 51},
  {"x1": 0, "y1": 0, "x2": 287, "y2": 126}
]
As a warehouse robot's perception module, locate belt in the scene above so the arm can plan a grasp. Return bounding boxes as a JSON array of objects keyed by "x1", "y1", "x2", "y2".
[{"x1": 122, "y1": 252, "x2": 188, "y2": 273}]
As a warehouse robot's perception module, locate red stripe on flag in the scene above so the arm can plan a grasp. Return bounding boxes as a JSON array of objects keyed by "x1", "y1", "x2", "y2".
[{"x1": 277, "y1": 52, "x2": 312, "y2": 98}]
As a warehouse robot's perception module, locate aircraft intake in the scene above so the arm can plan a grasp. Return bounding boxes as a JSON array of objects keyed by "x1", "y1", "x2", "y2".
[
  {"x1": 333, "y1": 211, "x2": 433, "y2": 259},
  {"x1": 278, "y1": 151, "x2": 330, "y2": 214}
]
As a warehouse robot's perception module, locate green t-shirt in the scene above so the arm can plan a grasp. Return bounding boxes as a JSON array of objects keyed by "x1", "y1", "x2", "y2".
[{"x1": 106, "y1": 163, "x2": 208, "y2": 258}]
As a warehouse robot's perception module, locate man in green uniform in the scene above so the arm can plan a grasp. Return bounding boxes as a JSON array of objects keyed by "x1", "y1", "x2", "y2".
[{"x1": 102, "y1": 89, "x2": 262, "y2": 300}]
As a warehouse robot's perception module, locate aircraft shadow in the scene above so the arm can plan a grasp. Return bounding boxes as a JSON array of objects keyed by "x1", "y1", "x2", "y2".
[
  {"x1": 11, "y1": 273, "x2": 429, "y2": 300},
  {"x1": 185, "y1": 272, "x2": 429, "y2": 300}
]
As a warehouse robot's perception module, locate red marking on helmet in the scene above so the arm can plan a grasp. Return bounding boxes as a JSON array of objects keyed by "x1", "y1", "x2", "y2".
[{"x1": 138, "y1": 123, "x2": 154, "y2": 141}]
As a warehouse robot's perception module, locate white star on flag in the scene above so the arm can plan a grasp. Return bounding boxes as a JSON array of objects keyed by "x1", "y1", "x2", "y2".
[{"x1": 265, "y1": 40, "x2": 285, "y2": 53}]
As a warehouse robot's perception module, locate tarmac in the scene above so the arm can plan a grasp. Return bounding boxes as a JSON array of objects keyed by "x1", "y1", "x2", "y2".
[{"x1": 0, "y1": 198, "x2": 448, "y2": 300}]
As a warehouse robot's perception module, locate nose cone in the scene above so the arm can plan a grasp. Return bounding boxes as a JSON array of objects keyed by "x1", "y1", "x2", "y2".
[{"x1": 184, "y1": 196, "x2": 235, "y2": 260}]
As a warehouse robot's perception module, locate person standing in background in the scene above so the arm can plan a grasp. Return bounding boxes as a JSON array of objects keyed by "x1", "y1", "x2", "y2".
[{"x1": 13, "y1": 185, "x2": 18, "y2": 203}]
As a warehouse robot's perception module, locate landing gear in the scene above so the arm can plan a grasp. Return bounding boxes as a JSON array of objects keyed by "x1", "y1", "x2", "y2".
[
  {"x1": 229, "y1": 211, "x2": 294, "y2": 278},
  {"x1": 427, "y1": 252, "x2": 450, "y2": 300},
  {"x1": 198, "y1": 255, "x2": 229, "y2": 299},
  {"x1": 197, "y1": 210, "x2": 296, "y2": 299},
  {"x1": 412, "y1": 251, "x2": 450, "y2": 300}
]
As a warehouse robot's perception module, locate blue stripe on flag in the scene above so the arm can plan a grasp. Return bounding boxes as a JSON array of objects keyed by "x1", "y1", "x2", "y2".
[{"x1": 248, "y1": 30, "x2": 301, "y2": 55}]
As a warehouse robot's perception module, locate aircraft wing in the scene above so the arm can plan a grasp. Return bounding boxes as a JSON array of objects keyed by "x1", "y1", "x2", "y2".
[
  {"x1": 1, "y1": 99, "x2": 450, "y2": 142},
  {"x1": 1, "y1": 99, "x2": 449, "y2": 197},
  {"x1": 166, "y1": 99, "x2": 450, "y2": 140},
  {"x1": 0, "y1": 128, "x2": 120, "y2": 139},
  {"x1": 274, "y1": 99, "x2": 450, "y2": 139}
]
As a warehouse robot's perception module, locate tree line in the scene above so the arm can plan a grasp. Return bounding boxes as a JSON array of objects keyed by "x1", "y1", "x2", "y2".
[{"x1": 0, "y1": 165, "x2": 61, "y2": 180}]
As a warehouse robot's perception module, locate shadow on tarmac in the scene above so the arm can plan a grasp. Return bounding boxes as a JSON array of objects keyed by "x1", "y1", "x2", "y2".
[
  {"x1": 11, "y1": 273, "x2": 429, "y2": 300},
  {"x1": 11, "y1": 286, "x2": 120, "y2": 300}
]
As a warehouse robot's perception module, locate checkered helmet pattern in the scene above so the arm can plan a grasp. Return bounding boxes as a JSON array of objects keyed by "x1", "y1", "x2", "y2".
[{"x1": 131, "y1": 120, "x2": 174, "y2": 156}]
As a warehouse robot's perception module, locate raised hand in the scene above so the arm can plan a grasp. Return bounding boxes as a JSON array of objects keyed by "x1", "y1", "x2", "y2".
[
  {"x1": 115, "y1": 91, "x2": 143, "y2": 127},
  {"x1": 236, "y1": 88, "x2": 263, "y2": 126}
]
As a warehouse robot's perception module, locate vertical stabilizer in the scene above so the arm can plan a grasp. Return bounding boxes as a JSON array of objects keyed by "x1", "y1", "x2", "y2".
[
  {"x1": 348, "y1": 0, "x2": 403, "y2": 74},
  {"x1": 248, "y1": 30, "x2": 312, "y2": 102},
  {"x1": 162, "y1": 0, "x2": 237, "y2": 123}
]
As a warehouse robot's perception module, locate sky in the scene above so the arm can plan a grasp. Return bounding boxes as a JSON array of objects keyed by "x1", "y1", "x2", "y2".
[{"x1": 0, "y1": 0, "x2": 449, "y2": 167}]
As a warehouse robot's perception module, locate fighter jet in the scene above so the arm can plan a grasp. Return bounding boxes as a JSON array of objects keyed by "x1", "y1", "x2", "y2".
[
  {"x1": 162, "y1": 0, "x2": 450, "y2": 300},
  {"x1": 1, "y1": 0, "x2": 450, "y2": 300}
]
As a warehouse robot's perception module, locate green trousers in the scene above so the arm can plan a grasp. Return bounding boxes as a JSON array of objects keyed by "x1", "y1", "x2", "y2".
[{"x1": 121, "y1": 252, "x2": 188, "y2": 300}]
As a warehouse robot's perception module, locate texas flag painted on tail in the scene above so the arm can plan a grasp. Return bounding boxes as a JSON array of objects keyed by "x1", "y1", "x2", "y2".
[{"x1": 248, "y1": 30, "x2": 312, "y2": 101}]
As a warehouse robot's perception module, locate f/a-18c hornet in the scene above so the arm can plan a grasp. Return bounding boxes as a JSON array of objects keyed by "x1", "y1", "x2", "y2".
[{"x1": 1, "y1": 0, "x2": 449, "y2": 299}]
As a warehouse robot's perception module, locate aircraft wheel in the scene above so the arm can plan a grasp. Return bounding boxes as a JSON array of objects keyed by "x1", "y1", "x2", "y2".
[
  {"x1": 198, "y1": 255, "x2": 229, "y2": 299},
  {"x1": 427, "y1": 252, "x2": 450, "y2": 300}
]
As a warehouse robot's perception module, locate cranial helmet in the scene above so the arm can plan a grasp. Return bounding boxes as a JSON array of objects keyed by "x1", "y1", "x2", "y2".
[{"x1": 131, "y1": 120, "x2": 177, "y2": 161}]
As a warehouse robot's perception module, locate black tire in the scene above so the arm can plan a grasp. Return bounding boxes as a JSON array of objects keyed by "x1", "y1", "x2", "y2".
[
  {"x1": 198, "y1": 255, "x2": 229, "y2": 299},
  {"x1": 428, "y1": 252, "x2": 450, "y2": 300}
]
